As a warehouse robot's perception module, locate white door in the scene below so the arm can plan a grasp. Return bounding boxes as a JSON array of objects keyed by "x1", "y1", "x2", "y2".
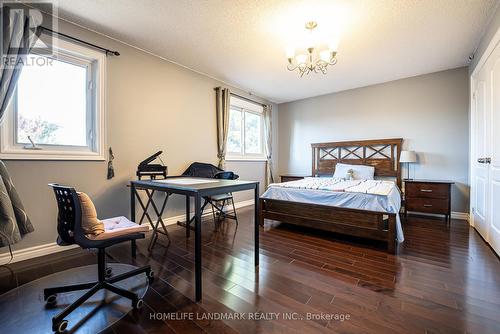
[
  {"x1": 489, "y1": 43, "x2": 500, "y2": 255},
  {"x1": 471, "y1": 38, "x2": 500, "y2": 256},
  {"x1": 471, "y1": 76, "x2": 489, "y2": 241}
]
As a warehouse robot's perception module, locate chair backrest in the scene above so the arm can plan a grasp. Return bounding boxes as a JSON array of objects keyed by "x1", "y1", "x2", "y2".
[
  {"x1": 214, "y1": 171, "x2": 239, "y2": 180},
  {"x1": 182, "y1": 162, "x2": 223, "y2": 178},
  {"x1": 49, "y1": 184, "x2": 84, "y2": 246}
]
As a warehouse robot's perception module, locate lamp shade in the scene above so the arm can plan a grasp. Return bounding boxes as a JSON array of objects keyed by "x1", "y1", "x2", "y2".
[{"x1": 400, "y1": 150, "x2": 417, "y2": 163}]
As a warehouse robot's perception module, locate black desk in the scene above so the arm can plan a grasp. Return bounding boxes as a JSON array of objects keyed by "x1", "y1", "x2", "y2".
[{"x1": 130, "y1": 177, "x2": 260, "y2": 302}]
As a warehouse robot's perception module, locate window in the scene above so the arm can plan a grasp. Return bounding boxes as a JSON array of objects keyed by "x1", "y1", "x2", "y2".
[
  {"x1": 0, "y1": 35, "x2": 106, "y2": 160},
  {"x1": 227, "y1": 96, "x2": 265, "y2": 160}
]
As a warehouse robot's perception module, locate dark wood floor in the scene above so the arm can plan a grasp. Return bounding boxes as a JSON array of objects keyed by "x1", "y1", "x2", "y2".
[{"x1": 1, "y1": 206, "x2": 499, "y2": 333}]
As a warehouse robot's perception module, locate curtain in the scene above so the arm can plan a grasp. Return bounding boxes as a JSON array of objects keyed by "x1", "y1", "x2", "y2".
[
  {"x1": 0, "y1": 160, "x2": 34, "y2": 248},
  {"x1": 263, "y1": 104, "x2": 275, "y2": 187},
  {"x1": 0, "y1": 6, "x2": 41, "y2": 122},
  {"x1": 215, "y1": 87, "x2": 230, "y2": 169}
]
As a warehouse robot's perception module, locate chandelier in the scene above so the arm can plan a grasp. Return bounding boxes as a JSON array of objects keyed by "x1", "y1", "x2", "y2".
[{"x1": 286, "y1": 21, "x2": 338, "y2": 77}]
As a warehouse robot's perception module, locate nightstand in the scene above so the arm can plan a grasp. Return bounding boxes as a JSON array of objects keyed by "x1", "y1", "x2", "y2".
[
  {"x1": 404, "y1": 179, "x2": 454, "y2": 221},
  {"x1": 280, "y1": 174, "x2": 310, "y2": 183}
]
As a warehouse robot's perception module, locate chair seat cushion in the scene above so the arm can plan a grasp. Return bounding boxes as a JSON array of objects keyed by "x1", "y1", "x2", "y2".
[
  {"x1": 210, "y1": 193, "x2": 232, "y2": 201},
  {"x1": 87, "y1": 216, "x2": 149, "y2": 240}
]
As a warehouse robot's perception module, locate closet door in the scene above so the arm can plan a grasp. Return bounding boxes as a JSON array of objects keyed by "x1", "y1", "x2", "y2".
[
  {"x1": 471, "y1": 76, "x2": 490, "y2": 242},
  {"x1": 489, "y1": 43, "x2": 500, "y2": 255}
]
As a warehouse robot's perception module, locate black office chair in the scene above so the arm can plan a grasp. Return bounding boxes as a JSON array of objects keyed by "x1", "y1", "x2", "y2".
[{"x1": 44, "y1": 184, "x2": 154, "y2": 333}]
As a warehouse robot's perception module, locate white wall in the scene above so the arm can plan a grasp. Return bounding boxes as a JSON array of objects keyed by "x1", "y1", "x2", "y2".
[
  {"x1": 470, "y1": 3, "x2": 500, "y2": 73},
  {"x1": 0, "y1": 17, "x2": 278, "y2": 255},
  {"x1": 278, "y1": 67, "x2": 469, "y2": 213}
]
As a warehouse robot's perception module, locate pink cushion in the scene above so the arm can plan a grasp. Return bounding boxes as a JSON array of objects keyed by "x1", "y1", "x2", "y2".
[{"x1": 87, "y1": 216, "x2": 149, "y2": 240}]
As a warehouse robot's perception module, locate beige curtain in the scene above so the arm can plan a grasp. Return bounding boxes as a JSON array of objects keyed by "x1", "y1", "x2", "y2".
[
  {"x1": 263, "y1": 104, "x2": 275, "y2": 187},
  {"x1": 0, "y1": 6, "x2": 41, "y2": 123},
  {"x1": 215, "y1": 87, "x2": 231, "y2": 169}
]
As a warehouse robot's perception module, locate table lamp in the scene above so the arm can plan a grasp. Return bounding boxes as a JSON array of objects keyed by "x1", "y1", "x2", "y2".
[{"x1": 400, "y1": 151, "x2": 417, "y2": 180}]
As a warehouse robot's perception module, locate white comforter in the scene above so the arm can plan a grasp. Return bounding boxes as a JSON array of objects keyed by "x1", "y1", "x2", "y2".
[
  {"x1": 263, "y1": 177, "x2": 404, "y2": 242},
  {"x1": 272, "y1": 177, "x2": 395, "y2": 196}
]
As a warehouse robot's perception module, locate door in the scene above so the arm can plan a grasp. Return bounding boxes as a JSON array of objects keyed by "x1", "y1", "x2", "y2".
[
  {"x1": 471, "y1": 38, "x2": 500, "y2": 256},
  {"x1": 471, "y1": 76, "x2": 489, "y2": 241},
  {"x1": 489, "y1": 44, "x2": 500, "y2": 255}
]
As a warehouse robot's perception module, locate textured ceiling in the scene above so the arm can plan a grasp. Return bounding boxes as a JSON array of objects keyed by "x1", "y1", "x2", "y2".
[{"x1": 45, "y1": 0, "x2": 498, "y2": 103}]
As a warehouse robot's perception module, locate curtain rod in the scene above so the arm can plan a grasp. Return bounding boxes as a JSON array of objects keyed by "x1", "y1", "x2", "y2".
[
  {"x1": 230, "y1": 92, "x2": 266, "y2": 107},
  {"x1": 230, "y1": 93, "x2": 265, "y2": 107},
  {"x1": 40, "y1": 26, "x2": 120, "y2": 56},
  {"x1": 214, "y1": 88, "x2": 266, "y2": 107}
]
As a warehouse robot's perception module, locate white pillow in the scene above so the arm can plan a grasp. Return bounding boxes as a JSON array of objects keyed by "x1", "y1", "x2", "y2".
[{"x1": 333, "y1": 163, "x2": 375, "y2": 180}]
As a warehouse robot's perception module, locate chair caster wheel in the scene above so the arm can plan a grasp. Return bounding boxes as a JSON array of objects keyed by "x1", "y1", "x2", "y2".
[
  {"x1": 132, "y1": 298, "x2": 144, "y2": 310},
  {"x1": 105, "y1": 267, "x2": 113, "y2": 278},
  {"x1": 45, "y1": 294, "x2": 57, "y2": 307},
  {"x1": 53, "y1": 319, "x2": 68, "y2": 333},
  {"x1": 147, "y1": 270, "x2": 155, "y2": 283}
]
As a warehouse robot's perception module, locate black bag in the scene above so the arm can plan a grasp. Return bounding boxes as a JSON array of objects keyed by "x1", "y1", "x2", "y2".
[{"x1": 182, "y1": 162, "x2": 239, "y2": 180}]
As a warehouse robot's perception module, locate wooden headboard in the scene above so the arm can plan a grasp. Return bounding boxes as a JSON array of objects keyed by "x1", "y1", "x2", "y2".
[{"x1": 311, "y1": 138, "x2": 403, "y2": 188}]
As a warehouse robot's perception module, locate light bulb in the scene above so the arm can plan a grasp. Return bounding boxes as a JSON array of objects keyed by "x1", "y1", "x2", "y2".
[
  {"x1": 295, "y1": 54, "x2": 307, "y2": 64},
  {"x1": 285, "y1": 47, "x2": 295, "y2": 59},
  {"x1": 329, "y1": 38, "x2": 339, "y2": 52},
  {"x1": 319, "y1": 50, "x2": 331, "y2": 62}
]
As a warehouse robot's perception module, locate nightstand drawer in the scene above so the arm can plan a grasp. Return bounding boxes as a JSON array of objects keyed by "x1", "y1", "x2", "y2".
[
  {"x1": 405, "y1": 197, "x2": 449, "y2": 214},
  {"x1": 405, "y1": 182, "x2": 448, "y2": 199}
]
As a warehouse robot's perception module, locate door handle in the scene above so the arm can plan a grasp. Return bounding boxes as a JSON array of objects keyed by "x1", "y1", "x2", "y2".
[
  {"x1": 477, "y1": 158, "x2": 486, "y2": 163},
  {"x1": 423, "y1": 204, "x2": 433, "y2": 207},
  {"x1": 420, "y1": 189, "x2": 433, "y2": 192}
]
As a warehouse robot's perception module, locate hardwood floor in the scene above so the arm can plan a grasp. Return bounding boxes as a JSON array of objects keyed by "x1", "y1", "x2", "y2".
[{"x1": 1, "y1": 206, "x2": 499, "y2": 333}]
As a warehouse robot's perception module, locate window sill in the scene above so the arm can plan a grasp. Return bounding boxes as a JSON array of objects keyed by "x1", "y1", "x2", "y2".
[
  {"x1": 226, "y1": 157, "x2": 267, "y2": 162},
  {"x1": 0, "y1": 150, "x2": 105, "y2": 161}
]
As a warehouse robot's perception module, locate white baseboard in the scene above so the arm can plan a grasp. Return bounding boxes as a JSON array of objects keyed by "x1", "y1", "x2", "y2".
[
  {"x1": 0, "y1": 199, "x2": 255, "y2": 265},
  {"x1": 161, "y1": 198, "x2": 254, "y2": 225},
  {"x1": 451, "y1": 212, "x2": 470, "y2": 221},
  {"x1": 0, "y1": 242, "x2": 79, "y2": 265},
  {"x1": 405, "y1": 211, "x2": 469, "y2": 221}
]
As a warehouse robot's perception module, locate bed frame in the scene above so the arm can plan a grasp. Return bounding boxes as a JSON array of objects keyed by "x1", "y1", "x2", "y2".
[{"x1": 259, "y1": 138, "x2": 403, "y2": 253}]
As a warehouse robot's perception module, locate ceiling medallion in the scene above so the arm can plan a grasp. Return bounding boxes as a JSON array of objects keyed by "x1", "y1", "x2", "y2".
[{"x1": 286, "y1": 21, "x2": 338, "y2": 77}]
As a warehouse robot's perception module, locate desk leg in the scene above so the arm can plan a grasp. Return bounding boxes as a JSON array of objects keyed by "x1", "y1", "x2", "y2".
[
  {"x1": 130, "y1": 183, "x2": 136, "y2": 223},
  {"x1": 194, "y1": 194, "x2": 202, "y2": 302},
  {"x1": 254, "y1": 183, "x2": 259, "y2": 267},
  {"x1": 130, "y1": 183, "x2": 137, "y2": 258},
  {"x1": 186, "y1": 195, "x2": 191, "y2": 238}
]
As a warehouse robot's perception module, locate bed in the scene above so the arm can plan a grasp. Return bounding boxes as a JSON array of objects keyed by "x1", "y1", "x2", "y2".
[{"x1": 259, "y1": 138, "x2": 403, "y2": 253}]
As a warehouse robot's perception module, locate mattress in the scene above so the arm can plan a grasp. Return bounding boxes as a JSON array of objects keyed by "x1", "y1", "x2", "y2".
[{"x1": 262, "y1": 178, "x2": 404, "y2": 242}]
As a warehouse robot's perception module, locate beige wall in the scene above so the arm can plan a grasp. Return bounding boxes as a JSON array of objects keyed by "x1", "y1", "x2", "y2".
[
  {"x1": 0, "y1": 18, "x2": 278, "y2": 254},
  {"x1": 278, "y1": 67, "x2": 469, "y2": 213}
]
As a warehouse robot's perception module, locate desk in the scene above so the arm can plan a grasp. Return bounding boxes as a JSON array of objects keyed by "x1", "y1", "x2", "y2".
[{"x1": 130, "y1": 177, "x2": 260, "y2": 302}]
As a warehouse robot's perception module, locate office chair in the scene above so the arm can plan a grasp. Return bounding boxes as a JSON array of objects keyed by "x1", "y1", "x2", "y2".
[{"x1": 44, "y1": 184, "x2": 154, "y2": 333}]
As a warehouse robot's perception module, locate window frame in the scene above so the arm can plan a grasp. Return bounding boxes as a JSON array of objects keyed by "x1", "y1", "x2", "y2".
[
  {"x1": 0, "y1": 35, "x2": 106, "y2": 161},
  {"x1": 226, "y1": 96, "x2": 266, "y2": 161}
]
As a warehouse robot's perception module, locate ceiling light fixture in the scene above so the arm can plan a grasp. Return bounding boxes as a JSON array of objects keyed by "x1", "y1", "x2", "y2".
[{"x1": 286, "y1": 21, "x2": 338, "y2": 77}]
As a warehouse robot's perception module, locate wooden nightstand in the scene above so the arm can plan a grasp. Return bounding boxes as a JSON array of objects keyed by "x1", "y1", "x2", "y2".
[
  {"x1": 280, "y1": 174, "x2": 310, "y2": 182},
  {"x1": 404, "y1": 179, "x2": 454, "y2": 221}
]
